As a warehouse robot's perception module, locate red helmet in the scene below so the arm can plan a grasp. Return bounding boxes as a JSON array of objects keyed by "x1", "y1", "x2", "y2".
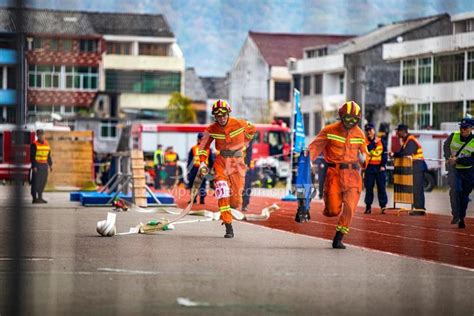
[
  {"x1": 338, "y1": 101, "x2": 361, "y2": 119},
  {"x1": 212, "y1": 99, "x2": 232, "y2": 115}
]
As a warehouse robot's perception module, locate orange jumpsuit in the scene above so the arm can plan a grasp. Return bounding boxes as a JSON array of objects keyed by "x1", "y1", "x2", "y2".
[
  {"x1": 199, "y1": 117, "x2": 256, "y2": 223},
  {"x1": 309, "y1": 122, "x2": 368, "y2": 234}
]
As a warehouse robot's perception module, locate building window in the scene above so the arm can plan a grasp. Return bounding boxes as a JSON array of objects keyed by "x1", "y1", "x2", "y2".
[
  {"x1": 468, "y1": 51, "x2": 474, "y2": 80},
  {"x1": 466, "y1": 100, "x2": 474, "y2": 116},
  {"x1": 105, "y1": 70, "x2": 181, "y2": 94},
  {"x1": 402, "y1": 59, "x2": 416, "y2": 85},
  {"x1": 417, "y1": 103, "x2": 431, "y2": 129},
  {"x1": 80, "y1": 39, "x2": 98, "y2": 52},
  {"x1": 418, "y1": 57, "x2": 431, "y2": 84},
  {"x1": 303, "y1": 75, "x2": 311, "y2": 95},
  {"x1": 65, "y1": 66, "x2": 98, "y2": 90},
  {"x1": 305, "y1": 47, "x2": 327, "y2": 59},
  {"x1": 50, "y1": 39, "x2": 58, "y2": 51},
  {"x1": 139, "y1": 43, "x2": 169, "y2": 56},
  {"x1": 33, "y1": 38, "x2": 43, "y2": 50},
  {"x1": 433, "y1": 53, "x2": 464, "y2": 83},
  {"x1": 61, "y1": 39, "x2": 73, "y2": 52},
  {"x1": 100, "y1": 121, "x2": 118, "y2": 140},
  {"x1": 432, "y1": 101, "x2": 463, "y2": 129},
  {"x1": 314, "y1": 112, "x2": 322, "y2": 135},
  {"x1": 402, "y1": 104, "x2": 415, "y2": 129},
  {"x1": 313, "y1": 74, "x2": 322, "y2": 95},
  {"x1": 338, "y1": 73, "x2": 344, "y2": 94},
  {"x1": 107, "y1": 42, "x2": 131, "y2": 55},
  {"x1": 293, "y1": 75, "x2": 301, "y2": 92},
  {"x1": 28, "y1": 65, "x2": 60, "y2": 89},
  {"x1": 274, "y1": 82, "x2": 290, "y2": 102},
  {"x1": 303, "y1": 112, "x2": 310, "y2": 136},
  {"x1": 7, "y1": 67, "x2": 15, "y2": 89}
]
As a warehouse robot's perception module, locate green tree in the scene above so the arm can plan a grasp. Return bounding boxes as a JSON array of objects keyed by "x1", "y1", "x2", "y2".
[
  {"x1": 389, "y1": 99, "x2": 409, "y2": 126},
  {"x1": 167, "y1": 92, "x2": 196, "y2": 123}
]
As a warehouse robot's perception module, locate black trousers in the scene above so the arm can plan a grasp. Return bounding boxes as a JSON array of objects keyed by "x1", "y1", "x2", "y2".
[
  {"x1": 154, "y1": 165, "x2": 162, "y2": 189},
  {"x1": 413, "y1": 171, "x2": 425, "y2": 209},
  {"x1": 364, "y1": 168, "x2": 388, "y2": 208},
  {"x1": 458, "y1": 168, "x2": 474, "y2": 220},
  {"x1": 447, "y1": 169, "x2": 462, "y2": 219},
  {"x1": 31, "y1": 164, "x2": 49, "y2": 199}
]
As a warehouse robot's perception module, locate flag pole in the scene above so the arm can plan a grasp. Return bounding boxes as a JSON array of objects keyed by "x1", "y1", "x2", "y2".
[{"x1": 282, "y1": 89, "x2": 299, "y2": 201}]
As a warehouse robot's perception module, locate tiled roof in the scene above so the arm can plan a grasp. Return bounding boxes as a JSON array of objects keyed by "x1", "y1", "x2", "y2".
[
  {"x1": 0, "y1": 7, "x2": 173, "y2": 37},
  {"x1": 332, "y1": 14, "x2": 447, "y2": 54},
  {"x1": 249, "y1": 31, "x2": 353, "y2": 66}
]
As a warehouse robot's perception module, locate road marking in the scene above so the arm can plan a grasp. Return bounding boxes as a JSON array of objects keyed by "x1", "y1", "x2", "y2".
[
  {"x1": 243, "y1": 220, "x2": 474, "y2": 273},
  {"x1": 0, "y1": 257, "x2": 53, "y2": 261},
  {"x1": 272, "y1": 212, "x2": 474, "y2": 251}
]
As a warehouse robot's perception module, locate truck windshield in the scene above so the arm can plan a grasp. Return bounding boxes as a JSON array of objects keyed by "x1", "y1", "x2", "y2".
[{"x1": 264, "y1": 131, "x2": 284, "y2": 156}]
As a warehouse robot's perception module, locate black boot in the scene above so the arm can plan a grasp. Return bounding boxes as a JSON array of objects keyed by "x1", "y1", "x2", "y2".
[
  {"x1": 458, "y1": 219, "x2": 466, "y2": 229},
  {"x1": 332, "y1": 231, "x2": 346, "y2": 249},
  {"x1": 224, "y1": 223, "x2": 234, "y2": 238},
  {"x1": 364, "y1": 206, "x2": 371, "y2": 214}
]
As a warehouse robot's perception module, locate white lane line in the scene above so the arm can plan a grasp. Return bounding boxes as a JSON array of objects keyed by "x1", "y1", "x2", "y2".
[
  {"x1": 97, "y1": 268, "x2": 163, "y2": 275},
  {"x1": 0, "y1": 257, "x2": 53, "y2": 261},
  {"x1": 242, "y1": 220, "x2": 474, "y2": 273},
  {"x1": 271, "y1": 212, "x2": 474, "y2": 252}
]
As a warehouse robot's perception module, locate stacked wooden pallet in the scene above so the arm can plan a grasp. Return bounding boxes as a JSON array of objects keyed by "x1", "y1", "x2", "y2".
[
  {"x1": 45, "y1": 130, "x2": 94, "y2": 189},
  {"x1": 131, "y1": 150, "x2": 147, "y2": 207}
]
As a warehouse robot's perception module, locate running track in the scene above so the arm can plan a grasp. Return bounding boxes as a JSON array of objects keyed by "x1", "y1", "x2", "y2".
[{"x1": 172, "y1": 192, "x2": 474, "y2": 270}]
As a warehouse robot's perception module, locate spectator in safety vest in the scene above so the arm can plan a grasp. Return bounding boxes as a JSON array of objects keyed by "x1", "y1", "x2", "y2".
[
  {"x1": 363, "y1": 123, "x2": 388, "y2": 214},
  {"x1": 443, "y1": 117, "x2": 474, "y2": 228},
  {"x1": 187, "y1": 133, "x2": 214, "y2": 204},
  {"x1": 389, "y1": 124, "x2": 427, "y2": 214},
  {"x1": 153, "y1": 144, "x2": 164, "y2": 189},
  {"x1": 30, "y1": 129, "x2": 52, "y2": 204},
  {"x1": 198, "y1": 99, "x2": 256, "y2": 238},
  {"x1": 309, "y1": 101, "x2": 369, "y2": 249},
  {"x1": 164, "y1": 146, "x2": 179, "y2": 189}
]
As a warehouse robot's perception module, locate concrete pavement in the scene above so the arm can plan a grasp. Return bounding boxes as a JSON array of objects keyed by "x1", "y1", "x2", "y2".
[{"x1": 0, "y1": 186, "x2": 473, "y2": 315}]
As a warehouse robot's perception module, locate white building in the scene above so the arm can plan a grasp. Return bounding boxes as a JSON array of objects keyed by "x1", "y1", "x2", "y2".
[
  {"x1": 383, "y1": 12, "x2": 474, "y2": 130},
  {"x1": 100, "y1": 13, "x2": 185, "y2": 119},
  {"x1": 229, "y1": 31, "x2": 351, "y2": 124}
]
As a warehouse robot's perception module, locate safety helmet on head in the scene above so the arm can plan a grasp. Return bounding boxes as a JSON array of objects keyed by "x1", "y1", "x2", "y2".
[
  {"x1": 212, "y1": 99, "x2": 232, "y2": 115},
  {"x1": 338, "y1": 101, "x2": 362, "y2": 119}
]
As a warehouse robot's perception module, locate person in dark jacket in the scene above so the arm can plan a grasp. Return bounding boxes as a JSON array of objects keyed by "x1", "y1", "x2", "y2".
[
  {"x1": 389, "y1": 124, "x2": 427, "y2": 214},
  {"x1": 187, "y1": 133, "x2": 214, "y2": 204},
  {"x1": 443, "y1": 117, "x2": 474, "y2": 228},
  {"x1": 30, "y1": 129, "x2": 53, "y2": 204},
  {"x1": 242, "y1": 139, "x2": 255, "y2": 211}
]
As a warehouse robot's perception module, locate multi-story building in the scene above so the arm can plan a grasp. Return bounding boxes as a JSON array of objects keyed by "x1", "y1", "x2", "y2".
[
  {"x1": 290, "y1": 14, "x2": 452, "y2": 140},
  {"x1": 0, "y1": 7, "x2": 184, "y2": 125},
  {"x1": 0, "y1": 34, "x2": 16, "y2": 123},
  {"x1": 384, "y1": 12, "x2": 474, "y2": 130},
  {"x1": 229, "y1": 31, "x2": 352, "y2": 124},
  {"x1": 101, "y1": 13, "x2": 184, "y2": 120}
]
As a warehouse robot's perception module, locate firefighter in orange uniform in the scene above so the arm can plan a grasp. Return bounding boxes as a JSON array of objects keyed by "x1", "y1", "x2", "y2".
[
  {"x1": 309, "y1": 101, "x2": 368, "y2": 249},
  {"x1": 30, "y1": 129, "x2": 53, "y2": 204},
  {"x1": 198, "y1": 100, "x2": 256, "y2": 238}
]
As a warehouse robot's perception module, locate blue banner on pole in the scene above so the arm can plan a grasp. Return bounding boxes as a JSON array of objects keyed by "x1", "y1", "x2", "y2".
[{"x1": 293, "y1": 89, "x2": 305, "y2": 152}]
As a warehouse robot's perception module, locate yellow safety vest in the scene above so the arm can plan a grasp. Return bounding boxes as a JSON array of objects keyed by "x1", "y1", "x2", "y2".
[{"x1": 34, "y1": 140, "x2": 50, "y2": 164}]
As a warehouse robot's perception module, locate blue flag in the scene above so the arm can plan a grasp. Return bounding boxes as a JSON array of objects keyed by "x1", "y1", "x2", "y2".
[{"x1": 293, "y1": 89, "x2": 305, "y2": 152}]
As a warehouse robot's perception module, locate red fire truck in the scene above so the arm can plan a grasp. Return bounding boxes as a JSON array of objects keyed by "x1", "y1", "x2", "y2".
[
  {"x1": 131, "y1": 122, "x2": 291, "y2": 180},
  {"x1": 0, "y1": 124, "x2": 70, "y2": 182}
]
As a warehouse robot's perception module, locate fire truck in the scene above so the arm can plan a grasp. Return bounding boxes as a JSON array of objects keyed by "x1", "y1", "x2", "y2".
[
  {"x1": 0, "y1": 124, "x2": 70, "y2": 182},
  {"x1": 131, "y1": 122, "x2": 291, "y2": 182}
]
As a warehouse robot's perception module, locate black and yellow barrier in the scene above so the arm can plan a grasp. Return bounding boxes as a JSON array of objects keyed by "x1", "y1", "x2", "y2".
[{"x1": 383, "y1": 157, "x2": 416, "y2": 215}]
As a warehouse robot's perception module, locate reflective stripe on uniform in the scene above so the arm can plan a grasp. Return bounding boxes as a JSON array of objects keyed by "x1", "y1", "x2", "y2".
[
  {"x1": 229, "y1": 127, "x2": 245, "y2": 138},
  {"x1": 210, "y1": 133, "x2": 226, "y2": 139},
  {"x1": 327, "y1": 133, "x2": 346, "y2": 143},
  {"x1": 336, "y1": 225, "x2": 350, "y2": 234},
  {"x1": 219, "y1": 205, "x2": 231, "y2": 213},
  {"x1": 349, "y1": 138, "x2": 365, "y2": 144}
]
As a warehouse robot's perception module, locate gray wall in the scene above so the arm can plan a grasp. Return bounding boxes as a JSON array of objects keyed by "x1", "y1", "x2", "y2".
[
  {"x1": 229, "y1": 37, "x2": 270, "y2": 122},
  {"x1": 345, "y1": 15, "x2": 452, "y2": 130}
]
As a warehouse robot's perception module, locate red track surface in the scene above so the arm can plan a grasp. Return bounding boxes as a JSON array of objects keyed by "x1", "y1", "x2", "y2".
[{"x1": 171, "y1": 191, "x2": 474, "y2": 270}]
